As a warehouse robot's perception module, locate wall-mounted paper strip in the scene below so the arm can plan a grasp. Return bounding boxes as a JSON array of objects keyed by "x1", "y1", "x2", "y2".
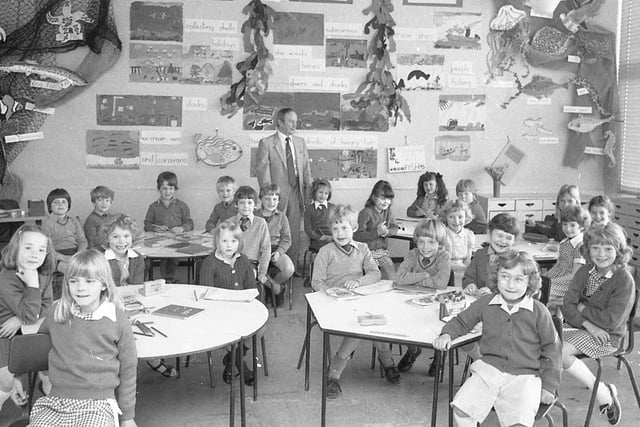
[
  {"x1": 210, "y1": 37, "x2": 240, "y2": 51},
  {"x1": 4, "y1": 132, "x2": 44, "y2": 143},
  {"x1": 184, "y1": 19, "x2": 237, "y2": 34},
  {"x1": 273, "y1": 45, "x2": 313, "y2": 59},
  {"x1": 325, "y1": 22, "x2": 363, "y2": 38},
  {"x1": 25, "y1": 103, "x2": 55, "y2": 115},
  {"x1": 183, "y1": 97, "x2": 208, "y2": 111},
  {"x1": 140, "y1": 130, "x2": 182, "y2": 145},
  {"x1": 563, "y1": 106, "x2": 593, "y2": 114}
]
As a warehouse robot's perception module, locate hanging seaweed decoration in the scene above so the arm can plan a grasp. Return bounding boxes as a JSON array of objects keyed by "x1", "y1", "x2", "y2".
[
  {"x1": 343, "y1": 0, "x2": 410, "y2": 127},
  {"x1": 219, "y1": 0, "x2": 274, "y2": 118}
]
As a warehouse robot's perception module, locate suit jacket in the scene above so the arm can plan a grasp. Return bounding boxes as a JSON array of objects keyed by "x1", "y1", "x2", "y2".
[{"x1": 255, "y1": 133, "x2": 312, "y2": 210}]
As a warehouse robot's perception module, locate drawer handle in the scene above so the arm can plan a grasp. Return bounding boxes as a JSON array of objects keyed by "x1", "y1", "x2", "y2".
[
  {"x1": 525, "y1": 203, "x2": 534, "y2": 207},
  {"x1": 497, "y1": 203, "x2": 507, "y2": 207},
  {"x1": 635, "y1": 220, "x2": 640, "y2": 226},
  {"x1": 525, "y1": 214, "x2": 534, "y2": 218}
]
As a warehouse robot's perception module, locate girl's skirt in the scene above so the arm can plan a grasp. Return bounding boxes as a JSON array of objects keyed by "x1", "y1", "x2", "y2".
[
  {"x1": 29, "y1": 396, "x2": 121, "y2": 427},
  {"x1": 563, "y1": 327, "x2": 617, "y2": 359}
]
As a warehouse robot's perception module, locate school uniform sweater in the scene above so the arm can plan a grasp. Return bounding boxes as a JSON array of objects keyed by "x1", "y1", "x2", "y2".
[
  {"x1": 205, "y1": 201, "x2": 237, "y2": 233},
  {"x1": 465, "y1": 200, "x2": 487, "y2": 234},
  {"x1": 256, "y1": 209, "x2": 291, "y2": 255},
  {"x1": 198, "y1": 253, "x2": 256, "y2": 290},
  {"x1": 461, "y1": 246, "x2": 494, "y2": 289},
  {"x1": 104, "y1": 249, "x2": 146, "y2": 286},
  {"x1": 0, "y1": 268, "x2": 52, "y2": 325},
  {"x1": 353, "y1": 206, "x2": 397, "y2": 251},
  {"x1": 311, "y1": 241, "x2": 380, "y2": 293},
  {"x1": 303, "y1": 201, "x2": 334, "y2": 251},
  {"x1": 144, "y1": 198, "x2": 194, "y2": 232},
  {"x1": 236, "y1": 214, "x2": 271, "y2": 278},
  {"x1": 83, "y1": 211, "x2": 116, "y2": 249},
  {"x1": 41, "y1": 215, "x2": 88, "y2": 253},
  {"x1": 395, "y1": 248, "x2": 451, "y2": 289}
]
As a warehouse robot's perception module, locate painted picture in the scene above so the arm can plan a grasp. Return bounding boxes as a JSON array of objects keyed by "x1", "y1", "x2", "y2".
[
  {"x1": 97, "y1": 95, "x2": 182, "y2": 127},
  {"x1": 388, "y1": 145, "x2": 426, "y2": 173},
  {"x1": 438, "y1": 94, "x2": 486, "y2": 131},
  {"x1": 341, "y1": 97, "x2": 389, "y2": 132},
  {"x1": 291, "y1": 0, "x2": 353, "y2": 3},
  {"x1": 243, "y1": 92, "x2": 295, "y2": 131},
  {"x1": 433, "y1": 12, "x2": 481, "y2": 50},
  {"x1": 130, "y1": 2, "x2": 183, "y2": 42},
  {"x1": 273, "y1": 12, "x2": 324, "y2": 46},
  {"x1": 434, "y1": 135, "x2": 471, "y2": 161},
  {"x1": 129, "y1": 43, "x2": 183, "y2": 83},
  {"x1": 182, "y1": 45, "x2": 234, "y2": 85},
  {"x1": 86, "y1": 130, "x2": 140, "y2": 169},
  {"x1": 403, "y1": 0, "x2": 462, "y2": 6},
  {"x1": 326, "y1": 39, "x2": 367, "y2": 68},
  {"x1": 397, "y1": 54, "x2": 445, "y2": 90},
  {"x1": 338, "y1": 149, "x2": 377, "y2": 178}
]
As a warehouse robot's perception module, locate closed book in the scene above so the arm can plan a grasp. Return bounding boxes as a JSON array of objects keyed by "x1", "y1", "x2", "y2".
[{"x1": 152, "y1": 304, "x2": 205, "y2": 320}]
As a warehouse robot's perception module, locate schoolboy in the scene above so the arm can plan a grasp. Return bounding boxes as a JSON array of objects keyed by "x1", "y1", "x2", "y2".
[
  {"x1": 255, "y1": 183, "x2": 294, "y2": 306},
  {"x1": 456, "y1": 178, "x2": 487, "y2": 234},
  {"x1": 312, "y1": 204, "x2": 399, "y2": 399},
  {"x1": 144, "y1": 171, "x2": 194, "y2": 282},
  {"x1": 233, "y1": 186, "x2": 271, "y2": 288},
  {"x1": 205, "y1": 176, "x2": 238, "y2": 233},
  {"x1": 41, "y1": 188, "x2": 88, "y2": 274},
  {"x1": 84, "y1": 185, "x2": 116, "y2": 249},
  {"x1": 434, "y1": 251, "x2": 561, "y2": 427}
]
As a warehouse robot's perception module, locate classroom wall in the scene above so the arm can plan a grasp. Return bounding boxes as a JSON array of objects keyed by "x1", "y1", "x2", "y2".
[{"x1": 9, "y1": 0, "x2": 617, "y2": 227}]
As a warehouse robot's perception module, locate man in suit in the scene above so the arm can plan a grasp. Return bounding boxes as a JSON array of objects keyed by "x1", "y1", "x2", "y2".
[{"x1": 256, "y1": 108, "x2": 312, "y2": 273}]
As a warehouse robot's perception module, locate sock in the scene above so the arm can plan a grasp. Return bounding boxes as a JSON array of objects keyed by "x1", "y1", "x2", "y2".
[
  {"x1": 565, "y1": 360, "x2": 612, "y2": 405},
  {"x1": 329, "y1": 353, "x2": 349, "y2": 379},
  {"x1": 375, "y1": 344, "x2": 394, "y2": 368}
]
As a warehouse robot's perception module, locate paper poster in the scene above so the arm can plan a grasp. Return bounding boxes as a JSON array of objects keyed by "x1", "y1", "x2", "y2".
[
  {"x1": 388, "y1": 145, "x2": 426, "y2": 173},
  {"x1": 433, "y1": 12, "x2": 482, "y2": 50},
  {"x1": 403, "y1": 0, "x2": 462, "y2": 6},
  {"x1": 434, "y1": 135, "x2": 470, "y2": 161},
  {"x1": 325, "y1": 22, "x2": 363, "y2": 38},
  {"x1": 288, "y1": 76, "x2": 349, "y2": 92},
  {"x1": 490, "y1": 141, "x2": 526, "y2": 185},
  {"x1": 182, "y1": 46, "x2": 234, "y2": 85},
  {"x1": 273, "y1": 12, "x2": 324, "y2": 46},
  {"x1": 292, "y1": 0, "x2": 353, "y2": 3},
  {"x1": 326, "y1": 39, "x2": 367, "y2": 68},
  {"x1": 438, "y1": 95, "x2": 486, "y2": 131},
  {"x1": 272, "y1": 45, "x2": 313, "y2": 59},
  {"x1": 529, "y1": 0, "x2": 562, "y2": 18},
  {"x1": 86, "y1": 130, "x2": 140, "y2": 169},
  {"x1": 397, "y1": 54, "x2": 444, "y2": 90},
  {"x1": 97, "y1": 95, "x2": 182, "y2": 127},
  {"x1": 130, "y1": 2, "x2": 183, "y2": 42},
  {"x1": 340, "y1": 97, "x2": 389, "y2": 132},
  {"x1": 129, "y1": 43, "x2": 183, "y2": 84},
  {"x1": 183, "y1": 19, "x2": 237, "y2": 34},
  {"x1": 140, "y1": 130, "x2": 182, "y2": 145}
]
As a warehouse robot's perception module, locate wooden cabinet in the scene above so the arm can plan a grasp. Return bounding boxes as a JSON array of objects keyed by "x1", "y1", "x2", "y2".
[{"x1": 613, "y1": 196, "x2": 640, "y2": 268}]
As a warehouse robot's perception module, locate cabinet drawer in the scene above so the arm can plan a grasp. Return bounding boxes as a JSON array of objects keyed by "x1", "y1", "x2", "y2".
[
  {"x1": 543, "y1": 198, "x2": 557, "y2": 211},
  {"x1": 516, "y1": 210, "x2": 543, "y2": 223},
  {"x1": 613, "y1": 213, "x2": 640, "y2": 231},
  {"x1": 516, "y1": 199, "x2": 543, "y2": 211},
  {"x1": 614, "y1": 201, "x2": 640, "y2": 217},
  {"x1": 487, "y1": 199, "x2": 515, "y2": 211}
]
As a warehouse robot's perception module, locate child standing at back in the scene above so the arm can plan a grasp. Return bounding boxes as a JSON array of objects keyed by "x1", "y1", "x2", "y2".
[
  {"x1": 101, "y1": 215, "x2": 146, "y2": 286},
  {"x1": 30, "y1": 250, "x2": 138, "y2": 427},
  {"x1": 144, "y1": 171, "x2": 194, "y2": 283},
  {"x1": 441, "y1": 200, "x2": 475, "y2": 267},
  {"x1": 528, "y1": 184, "x2": 580, "y2": 241},
  {"x1": 205, "y1": 176, "x2": 237, "y2": 233},
  {"x1": 41, "y1": 188, "x2": 88, "y2": 274},
  {"x1": 456, "y1": 178, "x2": 487, "y2": 234},
  {"x1": 407, "y1": 171, "x2": 448, "y2": 219},
  {"x1": 354, "y1": 180, "x2": 398, "y2": 280},
  {"x1": 561, "y1": 222, "x2": 634, "y2": 425},
  {"x1": 589, "y1": 195, "x2": 615, "y2": 227},
  {"x1": 312, "y1": 204, "x2": 399, "y2": 399},
  {"x1": 395, "y1": 219, "x2": 452, "y2": 375},
  {"x1": 0, "y1": 225, "x2": 55, "y2": 410},
  {"x1": 198, "y1": 221, "x2": 256, "y2": 386},
  {"x1": 84, "y1": 186, "x2": 116, "y2": 249},
  {"x1": 304, "y1": 178, "x2": 334, "y2": 252},
  {"x1": 434, "y1": 251, "x2": 561, "y2": 427}
]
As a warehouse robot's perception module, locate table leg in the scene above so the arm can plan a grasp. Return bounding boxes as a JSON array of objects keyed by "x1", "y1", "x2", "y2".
[
  {"x1": 321, "y1": 331, "x2": 328, "y2": 427},
  {"x1": 304, "y1": 302, "x2": 312, "y2": 391},
  {"x1": 448, "y1": 349, "x2": 454, "y2": 427},
  {"x1": 431, "y1": 350, "x2": 441, "y2": 427},
  {"x1": 239, "y1": 339, "x2": 245, "y2": 427},
  {"x1": 229, "y1": 341, "x2": 236, "y2": 427},
  {"x1": 252, "y1": 334, "x2": 258, "y2": 401}
]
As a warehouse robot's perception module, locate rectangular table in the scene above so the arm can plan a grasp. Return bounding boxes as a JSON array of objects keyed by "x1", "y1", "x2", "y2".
[{"x1": 303, "y1": 290, "x2": 480, "y2": 426}]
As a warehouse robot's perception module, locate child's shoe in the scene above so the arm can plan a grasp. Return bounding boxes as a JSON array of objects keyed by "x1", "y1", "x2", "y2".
[
  {"x1": 427, "y1": 357, "x2": 438, "y2": 377},
  {"x1": 398, "y1": 348, "x2": 422, "y2": 372},
  {"x1": 383, "y1": 364, "x2": 401, "y2": 384},
  {"x1": 327, "y1": 378, "x2": 342, "y2": 399},
  {"x1": 240, "y1": 361, "x2": 255, "y2": 387},
  {"x1": 222, "y1": 352, "x2": 233, "y2": 384},
  {"x1": 599, "y1": 383, "x2": 621, "y2": 425}
]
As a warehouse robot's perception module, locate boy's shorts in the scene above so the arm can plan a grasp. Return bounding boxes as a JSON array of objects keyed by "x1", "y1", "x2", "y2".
[{"x1": 452, "y1": 359, "x2": 541, "y2": 427}]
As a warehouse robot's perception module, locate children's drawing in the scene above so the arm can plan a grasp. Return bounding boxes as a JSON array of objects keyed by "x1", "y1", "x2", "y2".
[
  {"x1": 501, "y1": 75, "x2": 568, "y2": 109},
  {"x1": 130, "y1": 1, "x2": 183, "y2": 42},
  {"x1": 340, "y1": 97, "x2": 389, "y2": 132},
  {"x1": 182, "y1": 46, "x2": 234, "y2": 85},
  {"x1": 273, "y1": 12, "x2": 324, "y2": 46},
  {"x1": 438, "y1": 95, "x2": 485, "y2": 132},
  {"x1": 433, "y1": 12, "x2": 481, "y2": 50},
  {"x1": 603, "y1": 130, "x2": 616, "y2": 167},
  {"x1": 86, "y1": 130, "x2": 140, "y2": 169},
  {"x1": 569, "y1": 76, "x2": 610, "y2": 116},
  {"x1": 397, "y1": 54, "x2": 444, "y2": 91},
  {"x1": 435, "y1": 135, "x2": 470, "y2": 161},
  {"x1": 338, "y1": 149, "x2": 377, "y2": 178},
  {"x1": 129, "y1": 43, "x2": 183, "y2": 83},
  {"x1": 486, "y1": 5, "x2": 529, "y2": 82},
  {"x1": 387, "y1": 145, "x2": 426, "y2": 173},
  {"x1": 522, "y1": 117, "x2": 552, "y2": 141},
  {"x1": 97, "y1": 95, "x2": 182, "y2": 127},
  {"x1": 326, "y1": 39, "x2": 367, "y2": 68},
  {"x1": 403, "y1": 0, "x2": 462, "y2": 6},
  {"x1": 567, "y1": 114, "x2": 613, "y2": 134},
  {"x1": 193, "y1": 133, "x2": 242, "y2": 167},
  {"x1": 291, "y1": 0, "x2": 353, "y2": 3},
  {"x1": 46, "y1": 0, "x2": 94, "y2": 43}
]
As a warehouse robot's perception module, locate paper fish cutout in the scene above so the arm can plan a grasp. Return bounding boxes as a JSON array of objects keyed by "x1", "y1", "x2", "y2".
[
  {"x1": 193, "y1": 133, "x2": 242, "y2": 167},
  {"x1": 501, "y1": 75, "x2": 567, "y2": 108},
  {"x1": 0, "y1": 62, "x2": 87, "y2": 88},
  {"x1": 603, "y1": 130, "x2": 616, "y2": 167},
  {"x1": 567, "y1": 115, "x2": 613, "y2": 133}
]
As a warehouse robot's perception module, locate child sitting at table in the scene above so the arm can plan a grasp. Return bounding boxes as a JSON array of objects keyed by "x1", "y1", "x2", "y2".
[
  {"x1": 41, "y1": 188, "x2": 88, "y2": 275},
  {"x1": 312, "y1": 204, "x2": 399, "y2": 399},
  {"x1": 205, "y1": 175, "x2": 237, "y2": 233},
  {"x1": 406, "y1": 171, "x2": 448, "y2": 219},
  {"x1": 434, "y1": 251, "x2": 561, "y2": 427},
  {"x1": 198, "y1": 220, "x2": 256, "y2": 386},
  {"x1": 101, "y1": 215, "x2": 145, "y2": 286},
  {"x1": 84, "y1": 185, "x2": 116, "y2": 249},
  {"x1": 395, "y1": 219, "x2": 452, "y2": 375},
  {"x1": 143, "y1": 171, "x2": 194, "y2": 283},
  {"x1": 588, "y1": 195, "x2": 615, "y2": 227},
  {"x1": 528, "y1": 184, "x2": 580, "y2": 241},
  {"x1": 456, "y1": 178, "x2": 487, "y2": 234},
  {"x1": 256, "y1": 183, "x2": 294, "y2": 307},
  {"x1": 303, "y1": 178, "x2": 334, "y2": 252},
  {"x1": 441, "y1": 199, "x2": 475, "y2": 267}
]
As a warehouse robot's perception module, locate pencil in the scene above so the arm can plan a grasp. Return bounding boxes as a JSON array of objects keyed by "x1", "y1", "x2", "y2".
[
  {"x1": 193, "y1": 290, "x2": 199, "y2": 301},
  {"x1": 151, "y1": 326, "x2": 168, "y2": 338},
  {"x1": 369, "y1": 330, "x2": 409, "y2": 338},
  {"x1": 133, "y1": 332, "x2": 152, "y2": 337}
]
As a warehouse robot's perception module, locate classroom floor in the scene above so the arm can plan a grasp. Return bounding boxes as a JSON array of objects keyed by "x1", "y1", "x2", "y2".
[{"x1": 2, "y1": 274, "x2": 640, "y2": 427}]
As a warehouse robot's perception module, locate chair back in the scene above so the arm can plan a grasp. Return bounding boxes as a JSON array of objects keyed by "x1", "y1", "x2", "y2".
[
  {"x1": 8, "y1": 333, "x2": 51, "y2": 375},
  {"x1": 621, "y1": 289, "x2": 639, "y2": 355}
]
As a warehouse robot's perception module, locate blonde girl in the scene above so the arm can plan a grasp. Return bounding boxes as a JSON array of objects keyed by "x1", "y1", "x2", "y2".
[
  {"x1": 440, "y1": 199, "x2": 475, "y2": 267},
  {"x1": 100, "y1": 215, "x2": 145, "y2": 286},
  {"x1": 529, "y1": 184, "x2": 580, "y2": 241},
  {"x1": 30, "y1": 249, "x2": 138, "y2": 427}
]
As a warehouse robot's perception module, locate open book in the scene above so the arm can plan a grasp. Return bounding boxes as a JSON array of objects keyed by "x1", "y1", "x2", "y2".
[
  {"x1": 326, "y1": 280, "x2": 394, "y2": 300},
  {"x1": 201, "y1": 288, "x2": 259, "y2": 302}
]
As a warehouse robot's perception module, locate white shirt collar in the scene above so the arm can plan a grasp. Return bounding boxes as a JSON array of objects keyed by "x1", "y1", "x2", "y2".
[
  {"x1": 489, "y1": 294, "x2": 534, "y2": 314},
  {"x1": 277, "y1": 130, "x2": 291, "y2": 143},
  {"x1": 588, "y1": 266, "x2": 614, "y2": 279},
  {"x1": 93, "y1": 301, "x2": 117, "y2": 321},
  {"x1": 314, "y1": 201, "x2": 328, "y2": 209},
  {"x1": 563, "y1": 232, "x2": 583, "y2": 248},
  {"x1": 104, "y1": 248, "x2": 139, "y2": 260}
]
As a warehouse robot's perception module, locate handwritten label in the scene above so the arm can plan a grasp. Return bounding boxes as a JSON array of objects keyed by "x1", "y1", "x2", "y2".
[
  {"x1": 288, "y1": 76, "x2": 349, "y2": 92},
  {"x1": 184, "y1": 19, "x2": 237, "y2": 34},
  {"x1": 156, "y1": 152, "x2": 189, "y2": 166},
  {"x1": 394, "y1": 27, "x2": 436, "y2": 42},
  {"x1": 325, "y1": 22, "x2": 363, "y2": 38},
  {"x1": 538, "y1": 137, "x2": 559, "y2": 144},
  {"x1": 450, "y1": 61, "x2": 473, "y2": 75},
  {"x1": 273, "y1": 45, "x2": 312, "y2": 59},
  {"x1": 182, "y1": 97, "x2": 208, "y2": 111},
  {"x1": 527, "y1": 97, "x2": 552, "y2": 105},
  {"x1": 4, "y1": 132, "x2": 44, "y2": 143},
  {"x1": 568, "y1": 55, "x2": 582, "y2": 63},
  {"x1": 584, "y1": 146, "x2": 605, "y2": 155},
  {"x1": 447, "y1": 75, "x2": 476, "y2": 89},
  {"x1": 576, "y1": 87, "x2": 590, "y2": 96},
  {"x1": 300, "y1": 59, "x2": 326, "y2": 72},
  {"x1": 140, "y1": 131, "x2": 182, "y2": 145},
  {"x1": 250, "y1": 133, "x2": 378, "y2": 149},
  {"x1": 30, "y1": 80, "x2": 66, "y2": 91},
  {"x1": 563, "y1": 105, "x2": 593, "y2": 114},
  {"x1": 140, "y1": 152, "x2": 156, "y2": 166},
  {"x1": 24, "y1": 102, "x2": 55, "y2": 115},
  {"x1": 490, "y1": 79, "x2": 516, "y2": 88},
  {"x1": 210, "y1": 37, "x2": 240, "y2": 51}
]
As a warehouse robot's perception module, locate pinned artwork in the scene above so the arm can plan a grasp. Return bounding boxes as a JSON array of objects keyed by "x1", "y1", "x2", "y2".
[
  {"x1": 396, "y1": 54, "x2": 444, "y2": 91},
  {"x1": 501, "y1": 75, "x2": 568, "y2": 109},
  {"x1": 326, "y1": 39, "x2": 367, "y2": 68},
  {"x1": 273, "y1": 12, "x2": 324, "y2": 46},
  {"x1": 46, "y1": 0, "x2": 94, "y2": 43},
  {"x1": 567, "y1": 114, "x2": 613, "y2": 134},
  {"x1": 438, "y1": 95, "x2": 486, "y2": 132},
  {"x1": 193, "y1": 133, "x2": 242, "y2": 167},
  {"x1": 603, "y1": 130, "x2": 616, "y2": 167},
  {"x1": 486, "y1": 5, "x2": 529, "y2": 82},
  {"x1": 521, "y1": 117, "x2": 553, "y2": 141},
  {"x1": 97, "y1": 95, "x2": 182, "y2": 127},
  {"x1": 86, "y1": 130, "x2": 140, "y2": 169},
  {"x1": 435, "y1": 135, "x2": 470, "y2": 161},
  {"x1": 387, "y1": 145, "x2": 426, "y2": 173},
  {"x1": 338, "y1": 149, "x2": 377, "y2": 178},
  {"x1": 130, "y1": 1, "x2": 183, "y2": 42},
  {"x1": 129, "y1": 43, "x2": 183, "y2": 83},
  {"x1": 433, "y1": 12, "x2": 481, "y2": 50},
  {"x1": 182, "y1": 46, "x2": 234, "y2": 85}
]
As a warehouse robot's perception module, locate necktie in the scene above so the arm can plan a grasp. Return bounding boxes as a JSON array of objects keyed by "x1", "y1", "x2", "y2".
[
  {"x1": 240, "y1": 217, "x2": 250, "y2": 232},
  {"x1": 422, "y1": 257, "x2": 430, "y2": 265},
  {"x1": 317, "y1": 204, "x2": 324, "y2": 211},
  {"x1": 285, "y1": 137, "x2": 297, "y2": 188}
]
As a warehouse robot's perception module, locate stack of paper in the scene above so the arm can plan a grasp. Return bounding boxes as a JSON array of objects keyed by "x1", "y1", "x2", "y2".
[{"x1": 202, "y1": 288, "x2": 259, "y2": 302}]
